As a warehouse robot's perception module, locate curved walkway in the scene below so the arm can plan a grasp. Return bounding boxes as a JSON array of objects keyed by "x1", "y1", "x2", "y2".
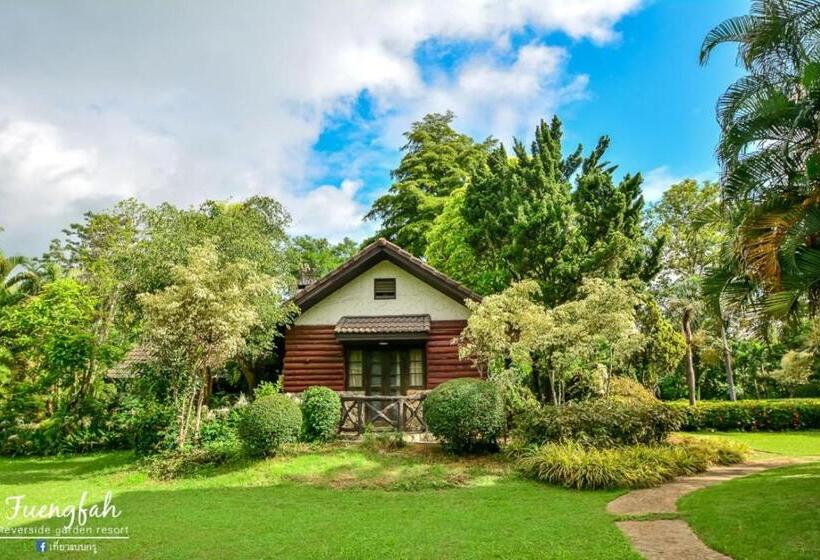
[{"x1": 608, "y1": 458, "x2": 799, "y2": 560}]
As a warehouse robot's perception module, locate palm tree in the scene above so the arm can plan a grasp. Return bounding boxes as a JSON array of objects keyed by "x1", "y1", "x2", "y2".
[
  {"x1": 0, "y1": 252, "x2": 37, "y2": 307},
  {"x1": 700, "y1": 0, "x2": 820, "y2": 316}
]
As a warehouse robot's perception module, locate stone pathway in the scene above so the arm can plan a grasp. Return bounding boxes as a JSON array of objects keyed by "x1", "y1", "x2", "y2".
[{"x1": 609, "y1": 458, "x2": 800, "y2": 560}]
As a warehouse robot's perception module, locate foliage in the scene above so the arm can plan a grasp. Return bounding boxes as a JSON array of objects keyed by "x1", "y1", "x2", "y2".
[
  {"x1": 130, "y1": 399, "x2": 177, "y2": 456},
  {"x1": 459, "y1": 117, "x2": 660, "y2": 305},
  {"x1": 200, "y1": 408, "x2": 243, "y2": 449},
  {"x1": 254, "y1": 380, "x2": 282, "y2": 399},
  {"x1": 513, "y1": 399, "x2": 682, "y2": 448},
  {"x1": 425, "y1": 187, "x2": 500, "y2": 294},
  {"x1": 606, "y1": 377, "x2": 658, "y2": 404},
  {"x1": 360, "y1": 427, "x2": 407, "y2": 452},
  {"x1": 770, "y1": 350, "x2": 814, "y2": 395},
  {"x1": 671, "y1": 398, "x2": 820, "y2": 431},
  {"x1": 700, "y1": 1, "x2": 820, "y2": 316},
  {"x1": 518, "y1": 437, "x2": 746, "y2": 490},
  {"x1": 287, "y1": 235, "x2": 358, "y2": 284},
  {"x1": 423, "y1": 379, "x2": 505, "y2": 453},
  {"x1": 139, "y1": 241, "x2": 283, "y2": 449},
  {"x1": 365, "y1": 112, "x2": 493, "y2": 256},
  {"x1": 142, "y1": 444, "x2": 244, "y2": 480},
  {"x1": 300, "y1": 386, "x2": 341, "y2": 443},
  {"x1": 459, "y1": 278, "x2": 645, "y2": 405},
  {"x1": 237, "y1": 394, "x2": 302, "y2": 457},
  {"x1": 0, "y1": 278, "x2": 124, "y2": 455}
]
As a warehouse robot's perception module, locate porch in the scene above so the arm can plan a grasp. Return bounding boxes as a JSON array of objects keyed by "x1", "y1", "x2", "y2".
[{"x1": 339, "y1": 392, "x2": 429, "y2": 434}]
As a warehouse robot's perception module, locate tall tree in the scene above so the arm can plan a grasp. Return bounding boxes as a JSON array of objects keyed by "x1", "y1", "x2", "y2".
[
  {"x1": 701, "y1": 0, "x2": 820, "y2": 315},
  {"x1": 287, "y1": 235, "x2": 358, "y2": 285},
  {"x1": 365, "y1": 112, "x2": 493, "y2": 256},
  {"x1": 460, "y1": 116, "x2": 659, "y2": 306},
  {"x1": 138, "y1": 241, "x2": 279, "y2": 448}
]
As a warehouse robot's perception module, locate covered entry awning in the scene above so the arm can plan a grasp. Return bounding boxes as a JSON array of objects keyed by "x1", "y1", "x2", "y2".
[{"x1": 334, "y1": 314, "x2": 431, "y2": 342}]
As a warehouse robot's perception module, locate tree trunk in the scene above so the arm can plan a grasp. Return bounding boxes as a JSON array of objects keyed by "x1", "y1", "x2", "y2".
[
  {"x1": 682, "y1": 307, "x2": 696, "y2": 406},
  {"x1": 719, "y1": 319, "x2": 737, "y2": 401},
  {"x1": 549, "y1": 371, "x2": 558, "y2": 406},
  {"x1": 177, "y1": 387, "x2": 197, "y2": 450},
  {"x1": 238, "y1": 358, "x2": 257, "y2": 395}
]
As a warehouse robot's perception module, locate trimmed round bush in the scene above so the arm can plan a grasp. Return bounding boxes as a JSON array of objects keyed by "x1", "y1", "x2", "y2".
[
  {"x1": 300, "y1": 386, "x2": 341, "y2": 442},
  {"x1": 237, "y1": 394, "x2": 302, "y2": 456},
  {"x1": 423, "y1": 378, "x2": 505, "y2": 453}
]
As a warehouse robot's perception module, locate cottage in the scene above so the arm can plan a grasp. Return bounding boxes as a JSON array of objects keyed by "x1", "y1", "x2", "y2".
[{"x1": 282, "y1": 238, "x2": 482, "y2": 401}]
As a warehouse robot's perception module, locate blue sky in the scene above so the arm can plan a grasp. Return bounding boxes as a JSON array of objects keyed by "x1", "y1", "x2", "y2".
[
  {"x1": 314, "y1": 0, "x2": 747, "y2": 206},
  {"x1": 0, "y1": 0, "x2": 748, "y2": 255}
]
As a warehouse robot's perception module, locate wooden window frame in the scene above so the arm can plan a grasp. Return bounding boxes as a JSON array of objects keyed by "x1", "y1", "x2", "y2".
[
  {"x1": 373, "y1": 277, "x2": 396, "y2": 300},
  {"x1": 344, "y1": 346, "x2": 426, "y2": 392}
]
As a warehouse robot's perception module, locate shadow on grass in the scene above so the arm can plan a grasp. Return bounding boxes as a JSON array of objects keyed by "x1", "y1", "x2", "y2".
[{"x1": 0, "y1": 452, "x2": 134, "y2": 485}]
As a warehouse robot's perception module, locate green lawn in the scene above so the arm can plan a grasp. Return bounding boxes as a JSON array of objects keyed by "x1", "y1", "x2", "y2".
[
  {"x1": 679, "y1": 431, "x2": 820, "y2": 560},
  {"x1": 0, "y1": 446, "x2": 639, "y2": 559},
  {"x1": 685, "y1": 430, "x2": 820, "y2": 456},
  {"x1": 680, "y1": 462, "x2": 820, "y2": 560}
]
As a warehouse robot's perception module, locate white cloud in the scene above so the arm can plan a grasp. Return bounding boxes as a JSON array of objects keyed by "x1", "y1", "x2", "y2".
[
  {"x1": 0, "y1": 0, "x2": 642, "y2": 254},
  {"x1": 641, "y1": 166, "x2": 718, "y2": 202}
]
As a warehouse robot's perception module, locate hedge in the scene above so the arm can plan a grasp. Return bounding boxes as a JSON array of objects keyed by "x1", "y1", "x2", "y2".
[
  {"x1": 669, "y1": 399, "x2": 820, "y2": 431},
  {"x1": 514, "y1": 399, "x2": 682, "y2": 448}
]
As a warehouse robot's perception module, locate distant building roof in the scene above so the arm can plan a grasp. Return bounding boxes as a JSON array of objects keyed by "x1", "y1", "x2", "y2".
[{"x1": 105, "y1": 346, "x2": 152, "y2": 379}]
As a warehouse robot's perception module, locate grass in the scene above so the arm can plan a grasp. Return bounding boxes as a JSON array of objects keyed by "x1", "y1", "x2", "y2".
[
  {"x1": 0, "y1": 445, "x2": 640, "y2": 559},
  {"x1": 680, "y1": 462, "x2": 820, "y2": 560},
  {"x1": 683, "y1": 430, "x2": 820, "y2": 457},
  {"x1": 678, "y1": 431, "x2": 820, "y2": 560}
]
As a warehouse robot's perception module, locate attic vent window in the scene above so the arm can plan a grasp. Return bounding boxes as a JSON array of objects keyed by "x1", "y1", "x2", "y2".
[{"x1": 374, "y1": 278, "x2": 396, "y2": 299}]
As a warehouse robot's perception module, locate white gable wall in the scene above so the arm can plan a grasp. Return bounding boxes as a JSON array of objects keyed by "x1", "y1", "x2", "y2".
[{"x1": 296, "y1": 260, "x2": 470, "y2": 325}]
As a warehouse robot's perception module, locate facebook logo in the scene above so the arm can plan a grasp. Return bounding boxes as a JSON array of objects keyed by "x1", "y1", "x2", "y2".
[{"x1": 35, "y1": 539, "x2": 47, "y2": 553}]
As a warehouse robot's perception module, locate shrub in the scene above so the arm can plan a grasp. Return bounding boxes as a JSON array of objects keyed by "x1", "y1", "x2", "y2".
[
  {"x1": 130, "y1": 401, "x2": 177, "y2": 456},
  {"x1": 518, "y1": 437, "x2": 747, "y2": 490},
  {"x1": 300, "y1": 386, "x2": 341, "y2": 442},
  {"x1": 143, "y1": 445, "x2": 243, "y2": 480},
  {"x1": 254, "y1": 380, "x2": 281, "y2": 399},
  {"x1": 423, "y1": 379, "x2": 505, "y2": 453},
  {"x1": 606, "y1": 377, "x2": 657, "y2": 404},
  {"x1": 514, "y1": 399, "x2": 682, "y2": 448},
  {"x1": 200, "y1": 408, "x2": 243, "y2": 448},
  {"x1": 361, "y1": 426, "x2": 406, "y2": 452},
  {"x1": 669, "y1": 399, "x2": 820, "y2": 431},
  {"x1": 237, "y1": 394, "x2": 302, "y2": 456}
]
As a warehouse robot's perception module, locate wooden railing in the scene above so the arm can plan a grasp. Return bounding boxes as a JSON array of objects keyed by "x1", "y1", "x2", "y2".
[{"x1": 339, "y1": 393, "x2": 429, "y2": 434}]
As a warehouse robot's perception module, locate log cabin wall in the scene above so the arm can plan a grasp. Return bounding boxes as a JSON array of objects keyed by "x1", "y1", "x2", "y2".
[
  {"x1": 282, "y1": 325, "x2": 345, "y2": 392},
  {"x1": 425, "y1": 320, "x2": 478, "y2": 388},
  {"x1": 281, "y1": 320, "x2": 479, "y2": 393}
]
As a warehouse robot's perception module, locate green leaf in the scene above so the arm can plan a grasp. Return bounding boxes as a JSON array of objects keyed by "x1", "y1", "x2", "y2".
[{"x1": 802, "y1": 62, "x2": 820, "y2": 90}]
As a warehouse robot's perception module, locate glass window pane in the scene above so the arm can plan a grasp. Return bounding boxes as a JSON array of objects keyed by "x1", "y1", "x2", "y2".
[
  {"x1": 348, "y1": 350, "x2": 363, "y2": 388},
  {"x1": 390, "y1": 351, "x2": 401, "y2": 388},
  {"x1": 409, "y1": 349, "x2": 423, "y2": 387}
]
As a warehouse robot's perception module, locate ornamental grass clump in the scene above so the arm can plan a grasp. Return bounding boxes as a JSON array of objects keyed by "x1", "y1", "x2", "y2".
[
  {"x1": 300, "y1": 386, "x2": 341, "y2": 443},
  {"x1": 518, "y1": 437, "x2": 748, "y2": 490},
  {"x1": 238, "y1": 394, "x2": 302, "y2": 457}
]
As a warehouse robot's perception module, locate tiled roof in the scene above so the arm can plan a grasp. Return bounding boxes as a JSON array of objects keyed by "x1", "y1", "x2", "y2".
[
  {"x1": 335, "y1": 314, "x2": 432, "y2": 335},
  {"x1": 105, "y1": 345, "x2": 152, "y2": 378}
]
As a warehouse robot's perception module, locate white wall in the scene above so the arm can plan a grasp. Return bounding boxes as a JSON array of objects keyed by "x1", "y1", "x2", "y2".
[{"x1": 296, "y1": 260, "x2": 470, "y2": 325}]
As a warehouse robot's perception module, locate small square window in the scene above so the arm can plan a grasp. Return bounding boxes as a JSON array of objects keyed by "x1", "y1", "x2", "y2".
[{"x1": 374, "y1": 278, "x2": 396, "y2": 299}]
